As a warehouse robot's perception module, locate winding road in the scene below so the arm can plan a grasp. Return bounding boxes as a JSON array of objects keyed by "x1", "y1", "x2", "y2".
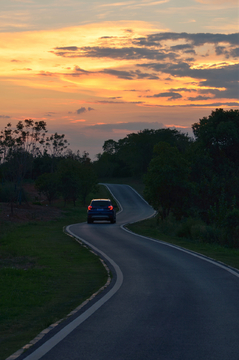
[{"x1": 20, "y1": 184, "x2": 239, "y2": 360}]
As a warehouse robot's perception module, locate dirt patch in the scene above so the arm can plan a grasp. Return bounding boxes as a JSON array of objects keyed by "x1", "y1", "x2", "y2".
[{"x1": 0, "y1": 183, "x2": 62, "y2": 224}]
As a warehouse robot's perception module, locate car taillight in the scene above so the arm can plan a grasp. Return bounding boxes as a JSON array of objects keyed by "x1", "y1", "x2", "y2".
[
  {"x1": 108, "y1": 205, "x2": 113, "y2": 210},
  {"x1": 88, "y1": 205, "x2": 92, "y2": 210}
]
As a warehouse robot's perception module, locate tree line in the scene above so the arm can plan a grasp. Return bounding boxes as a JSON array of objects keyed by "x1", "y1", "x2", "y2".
[
  {"x1": 94, "y1": 108, "x2": 239, "y2": 247},
  {"x1": 1, "y1": 109, "x2": 238, "y2": 247},
  {"x1": 0, "y1": 120, "x2": 96, "y2": 211}
]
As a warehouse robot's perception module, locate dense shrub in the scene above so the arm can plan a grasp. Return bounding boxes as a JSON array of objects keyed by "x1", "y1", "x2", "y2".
[{"x1": 0, "y1": 183, "x2": 16, "y2": 203}]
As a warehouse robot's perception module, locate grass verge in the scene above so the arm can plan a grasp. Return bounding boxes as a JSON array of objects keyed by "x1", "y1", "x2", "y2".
[
  {"x1": 1, "y1": 180, "x2": 238, "y2": 359},
  {"x1": 112, "y1": 178, "x2": 239, "y2": 270},
  {"x1": 0, "y1": 186, "x2": 110, "y2": 360},
  {"x1": 127, "y1": 216, "x2": 239, "y2": 270},
  {"x1": 102, "y1": 178, "x2": 239, "y2": 270}
]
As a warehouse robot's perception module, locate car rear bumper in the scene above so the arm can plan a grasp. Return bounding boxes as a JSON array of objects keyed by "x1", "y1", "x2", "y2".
[
  {"x1": 88, "y1": 214, "x2": 114, "y2": 220},
  {"x1": 87, "y1": 211, "x2": 116, "y2": 221}
]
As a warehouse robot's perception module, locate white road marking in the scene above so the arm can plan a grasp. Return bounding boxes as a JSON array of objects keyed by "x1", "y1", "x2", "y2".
[
  {"x1": 21, "y1": 226, "x2": 124, "y2": 360},
  {"x1": 122, "y1": 225, "x2": 239, "y2": 279},
  {"x1": 11, "y1": 184, "x2": 239, "y2": 360}
]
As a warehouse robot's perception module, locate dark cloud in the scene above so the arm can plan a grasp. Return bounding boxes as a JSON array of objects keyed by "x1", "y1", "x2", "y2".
[
  {"x1": 170, "y1": 44, "x2": 194, "y2": 51},
  {"x1": 96, "y1": 100, "x2": 126, "y2": 104},
  {"x1": 50, "y1": 31, "x2": 238, "y2": 104},
  {"x1": 196, "y1": 64, "x2": 239, "y2": 94},
  {"x1": 138, "y1": 62, "x2": 239, "y2": 98},
  {"x1": 184, "y1": 51, "x2": 196, "y2": 56},
  {"x1": 77, "y1": 107, "x2": 87, "y2": 114},
  {"x1": 188, "y1": 95, "x2": 213, "y2": 101},
  {"x1": 101, "y1": 69, "x2": 134, "y2": 80},
  {"x1": 39, "y1": 71, "x2": 55, "y2": 76},
  {"x1": 186, "y1": 102, "x2": 239, "y2": 107},
  {"x1": 138, "y1": 61, "x2": 192, "y2": 79},
  {"x1": 0, "y1": 115, "x2": 11, "y2": 119},
  {"x1": 215, "y1": 45, "x2": 239, "y2": 59},
  {"x1": 134, "y1": 70, "x2": 159, "y2": 80},
  {"x1": 198, "y1": 84, "x2": 239, "y2": 100},
  {"x1": 55, "y1": 46, "x2": 78, "y2": 51},
  {"x1": 95, "y1": 100, "x2": 144, "y2": 104},
  {"x1": 138, "y1": 102, "x2": 238, "y2": 108},
  {"x1": 133, "y1": 32, "x2": 239, "y2": 61},
  {"x1": 100, "y1": 36, "x2": 116, "y2": 39},
  {"x1": 169, "y1": 87, "x2": 197, "y2": 92},
  {"x1": 215, "y1": 46, "x2": 228, "y2": 56},
  {"x1": 100, "y1": 68, "x2": 159, "y2": 80},
  {"x1": 230, "y1": 47, "x2": 239, "y2": 57},
  {"x1": 63, "y1": 66, "x2": 91, "y2": 77},
  {"x1": 52, "y1": 32, "x2": 238, "y2": 63},
  {"x1": 147, "y1": 92, "x2": 182, "y2": 100},
  {"x1": 75, "y1": 107, "x2": 95, "y2": 114},
  {"x1": 52, "y1": 45, "x2": 177, "y2": 61},
  {"x1": 134, "y1": 32, "x2": 239, "y2": 47},
  {"x1": 45, "y1": 112, "x2": 56, "y2": 117},
  {"x1": 74, "y1": 66, "x2": 90, "y2": 73}
]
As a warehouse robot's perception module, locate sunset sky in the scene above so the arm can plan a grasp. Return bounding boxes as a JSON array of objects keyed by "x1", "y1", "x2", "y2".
[{"x1": 0, "y1": 0, "x2": 238, "y2": 159}]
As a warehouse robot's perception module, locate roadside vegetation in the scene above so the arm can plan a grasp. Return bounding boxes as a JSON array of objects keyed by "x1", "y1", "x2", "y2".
[
  {"x1": 127, "y1": 217, "x2": 239, "y2": 270},
  {"x1": 1, "y1": 108, "x2": 239, "y2": 359},
  {"x1": 0, "y1": 186, "x2": 111, "y2": 360},
  {"x1": 101, "y1": 177, "x2": 239, "y2": 270},
  {"x1": 96, "y1": 109, "x2": 239, "y2": 250},
  {"x1": 1, "y1": 109, "x2": 239, "y2": 249}
]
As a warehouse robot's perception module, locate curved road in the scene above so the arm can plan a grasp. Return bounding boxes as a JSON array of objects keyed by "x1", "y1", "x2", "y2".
[{"x1": 20, "y1": 184, "x2": 239, "y2": 360}]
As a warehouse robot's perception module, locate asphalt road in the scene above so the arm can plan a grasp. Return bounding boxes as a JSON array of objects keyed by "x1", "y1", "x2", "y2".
[{"x1": 20, "y1": 184, "x2": 239, "y2": 360}]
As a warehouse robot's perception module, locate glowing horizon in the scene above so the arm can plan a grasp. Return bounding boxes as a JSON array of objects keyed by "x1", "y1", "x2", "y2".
[{"x1": 0, "y1": 1, "x2": 238, "y2": 159}]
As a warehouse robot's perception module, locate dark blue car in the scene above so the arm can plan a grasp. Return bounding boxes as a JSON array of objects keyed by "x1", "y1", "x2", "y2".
[{"x1": 87, "y1": 199, "x2": 116, "y2": 224}]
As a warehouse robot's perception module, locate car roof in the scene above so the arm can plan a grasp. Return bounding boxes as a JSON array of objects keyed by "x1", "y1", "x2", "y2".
[{"x1": 91, "y1": 199, "x2": 111, "y2": 202}]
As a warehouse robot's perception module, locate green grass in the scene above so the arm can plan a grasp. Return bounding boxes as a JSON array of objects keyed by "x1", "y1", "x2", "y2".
[
  {"x1": 1, "y1": 180, "x2": 239, "y2": 359},
  {"x1": 0, "y1": 187, "x2": 109, "y2": 360},
  {"x1": 107, "y1": 178, "x2": 239, "y2": 270},
  {"x1": 127, "y1": 216, "x2": 239, "y2": 270}
]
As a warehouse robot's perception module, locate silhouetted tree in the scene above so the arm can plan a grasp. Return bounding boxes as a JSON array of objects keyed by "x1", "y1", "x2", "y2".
[
  {"x1": 144, "y1": 142, "x2": 191, "y2": 221},
  {"x1": 35, "y1": 173, "x2": 59, "y2": 205},
  {"x1": 95, "y1": 128, "x2": 192, "y2": 178},
  {"x1": 57, "y1": 156, "x2": 97, "y2": 206},
  {"x1": 191, "y1": 108, "x2": 239, "y2": 219},
  {"x1": 0, "y1": 120, "x2": 47, "y2": 205}
]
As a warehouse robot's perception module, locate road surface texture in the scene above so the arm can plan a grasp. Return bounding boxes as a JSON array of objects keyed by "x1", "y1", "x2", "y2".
[{"x1": 19, "y1": 184, "x2": 239, "y2": 360}]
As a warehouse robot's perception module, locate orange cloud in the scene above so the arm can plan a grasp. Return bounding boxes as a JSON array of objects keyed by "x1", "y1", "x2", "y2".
[
  {"x1": 70, "y1": 119, "x2": 86, "y2": 123},
  {"x1": 0, "y1": 20, "x2": 238, "y2": 139}
]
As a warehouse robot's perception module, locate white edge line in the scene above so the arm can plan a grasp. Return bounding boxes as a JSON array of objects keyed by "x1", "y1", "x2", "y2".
[
  {"x1": 8, "y1": 183, "x2": 239, "y2": 360},
  {"x1": 122, "y1": 225, "x2": 239, "y2": 279},
  {"x1": 105, "y1": 183, "x2": 238, "y2": 278},
  {"x1": 100, "y1": 183, "x2": 123, "y2": 215},
  {"x1": 8, "y1": 183, "x2": 124, "y2": 360},
  {"x1": 113, "y1": 184, "x2": 239, "y2": 279},
  {"x1": 19, "y1": 226, "x2": 123, "y2": 360}
]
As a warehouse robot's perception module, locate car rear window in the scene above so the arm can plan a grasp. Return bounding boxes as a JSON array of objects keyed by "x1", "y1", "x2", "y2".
[{"x1": 91, "y1": 200, "x2": 111, "y2": 207}]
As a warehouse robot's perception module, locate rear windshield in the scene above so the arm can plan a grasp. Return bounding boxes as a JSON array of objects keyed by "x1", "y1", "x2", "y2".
[{"x1": 91, "y1": 200, "x2": 111, "y2": 207}]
